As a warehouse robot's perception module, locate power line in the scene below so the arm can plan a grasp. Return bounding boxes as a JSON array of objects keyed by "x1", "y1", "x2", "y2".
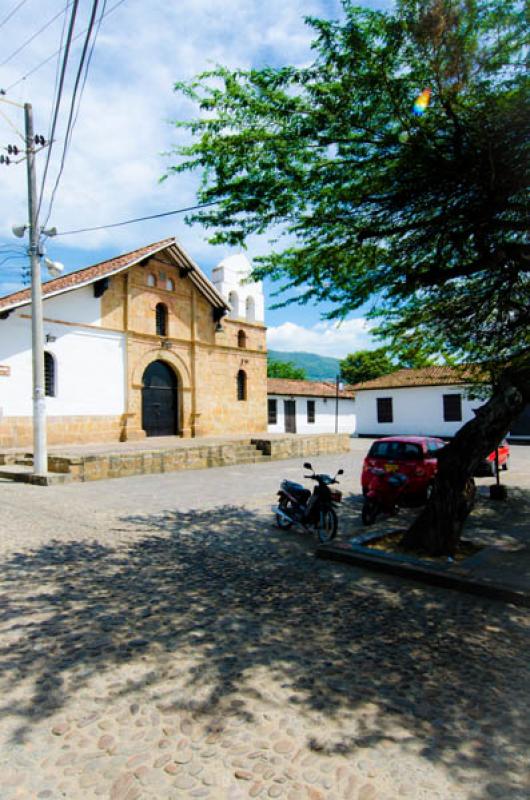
[
  {"x1": 42, "y1": 0, "x2": 104, "y2": 228},
  {"x1": 0, "y1": 1, "x2": 74, "y2": 69},
  {"x1": 0, "y1": 0, "x2": 30, "y2": 32},
  {"x1": 36, "y1": 0, "x2": 80, "y2": 219},
  {"x1": 3, "y1": 0, "x2": 127, "y2": 94},
  {"x1": 54, "y1": 201, "x2": 221, "y2": 236}
]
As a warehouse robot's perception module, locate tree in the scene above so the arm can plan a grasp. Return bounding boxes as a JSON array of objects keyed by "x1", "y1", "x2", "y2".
[
  {"x1": 268, "y1": 359, "x2": 307, "y2": 380},
  {"x1": 167, "y1": 0, "x2": 529, "y2": 554},
  {"x1": 340, "y1": 349, "x2": 394, "y2": 385}
]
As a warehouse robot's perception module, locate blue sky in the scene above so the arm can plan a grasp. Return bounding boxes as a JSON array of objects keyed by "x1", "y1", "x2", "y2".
[{"x1": 0, "y1": 0, "x2": 392, "y2": 357}]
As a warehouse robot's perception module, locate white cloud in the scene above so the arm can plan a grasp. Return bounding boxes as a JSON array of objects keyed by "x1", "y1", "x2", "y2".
[
  {"x1": 0, "y1": 0, "x2": 328, "y2": 264},
  {"x1": 267, "y1": 318, "x2": 377, "y2": 359}
]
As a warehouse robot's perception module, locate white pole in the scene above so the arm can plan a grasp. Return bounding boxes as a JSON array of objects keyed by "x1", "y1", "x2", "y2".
[{"x1": 24, "y1": 102, "x2": 47, "y2": 475}]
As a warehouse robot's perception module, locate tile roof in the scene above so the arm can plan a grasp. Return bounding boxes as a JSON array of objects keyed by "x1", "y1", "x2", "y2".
[
  {"x1": 267, "y1": 378, "x2": 355, "y2": 399},
  {"x1": 0, "y1": 237, "x2": 229, "y2": 313},
  {"x1": 351, "y1": 365, "x2": 482, "y2": 391}
]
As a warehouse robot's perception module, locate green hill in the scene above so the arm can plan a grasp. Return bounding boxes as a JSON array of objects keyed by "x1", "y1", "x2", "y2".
[{"x1": 268, "y1": 350, "x2": 341, "y2": 381}]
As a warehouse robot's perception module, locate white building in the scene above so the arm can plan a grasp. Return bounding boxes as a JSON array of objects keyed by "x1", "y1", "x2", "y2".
[
  {"x1": 352, "y1": 366, "x2": 530, "y2": 440},
  {"x1": 267, "y1": 378, "x2": 356, "y2": 435}
]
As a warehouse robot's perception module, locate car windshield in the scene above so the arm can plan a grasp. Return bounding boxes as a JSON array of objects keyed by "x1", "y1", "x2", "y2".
[{"x1": 368, "y1": 441, "x2": 423, "y2": 460}]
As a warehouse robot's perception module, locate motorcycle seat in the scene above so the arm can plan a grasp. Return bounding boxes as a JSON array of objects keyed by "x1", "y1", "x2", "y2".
[{"x1": 281, "y1": 480, "x2": 311, "y2": 503}]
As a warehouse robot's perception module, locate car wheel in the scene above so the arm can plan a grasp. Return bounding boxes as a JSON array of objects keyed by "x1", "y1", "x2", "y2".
[{"x1": 502, "y1": 457, "x2": 509, "y2": 472}]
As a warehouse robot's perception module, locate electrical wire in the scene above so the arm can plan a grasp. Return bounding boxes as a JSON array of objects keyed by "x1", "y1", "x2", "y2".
[
  {"x1": 3, "y1": 0, "x2": 127, "y2": 93},
  {"x1": 36, "y1": 0, "x2": 80, "y2": 219},
  {"x1": 0, "y1": 1, "x2": 75, "y2": 68},
  {"x1": 54, "y1": 201, "x2": 221, "y2": 236},
  {"x1": 41, "y1": 0, "x2": 103, "y2": 229},
  {"x1": 0, "y1": 0, "x2": 30, "y2": 32},
  {"x1": 0, "y1": 105, "x2": 24, "y2": 140},
  {"x1": 47, "y1": 1, "x2": 70, "y2": 141}
]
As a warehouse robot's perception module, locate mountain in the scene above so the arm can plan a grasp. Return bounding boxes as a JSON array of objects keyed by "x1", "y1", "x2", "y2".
[{"x1": 268, "y1": 350, "x2": 341, "y2": 381}]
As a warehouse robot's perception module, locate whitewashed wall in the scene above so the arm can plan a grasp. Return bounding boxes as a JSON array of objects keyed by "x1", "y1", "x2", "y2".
[
  {"x1": 0, "y1": 306, "x2": 125, "y2": 418},
  {"x1": 354, "y1": 385, "x2": 480, "y2": 438},
  {"x1": 41, "y1": 285, "x2": 103, "y2": 326},
  {"x1": 267, "y1": 394, "x2": 356, "y2": 435}
]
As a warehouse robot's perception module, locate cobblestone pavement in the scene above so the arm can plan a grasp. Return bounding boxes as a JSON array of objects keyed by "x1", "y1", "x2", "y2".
[{"x1": 0, "y1": 443, "x2": 529, "y2": 800}]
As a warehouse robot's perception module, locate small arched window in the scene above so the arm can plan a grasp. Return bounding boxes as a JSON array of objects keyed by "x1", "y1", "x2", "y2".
[
  {"x1": 147, "y1": 273, "x2": 156, "y2": 287},
  {"x1": 237, "y1": 330, "x2": 247, "y2": 348},
  {"x1": 237, "y1": 369, "x2": 247, "y2": 401},
  {"x1": 246, "y1": 296, "x2": 255, "y2": 322},
  {"x1": 44, "y1": 351, "x2": 56, "y2": 397},
  {"x1": 228, "y1": 291, "x2": 239, "y2": 317},
  {"x1": 166, "y1": 278, "x2": 175, "y2": 291},
  {"x1": 156, "y1": 303, "x2": 168, "y2": 337}
]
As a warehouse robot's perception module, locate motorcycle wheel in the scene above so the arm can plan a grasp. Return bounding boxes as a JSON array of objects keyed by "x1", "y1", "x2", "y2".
[
  {"x1": 276, "y1": 497, "x2": 294, "y2": 530},
  {"x1": 316, "y1": 508, "x2": 338, "y2": 543},
  {"x1": 361, "y1": 499, "x2": 379, "y2": 526}
]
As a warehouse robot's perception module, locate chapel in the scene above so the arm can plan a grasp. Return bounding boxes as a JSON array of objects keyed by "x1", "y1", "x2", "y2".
[{"x1": 0, "y1": 237, "x2": 267, "y2": 447}]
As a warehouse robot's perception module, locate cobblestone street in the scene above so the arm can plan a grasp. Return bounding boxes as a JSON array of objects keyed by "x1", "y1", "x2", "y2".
[{"x1": 1, "y1": 442, "x2": 529, "y2": 800}]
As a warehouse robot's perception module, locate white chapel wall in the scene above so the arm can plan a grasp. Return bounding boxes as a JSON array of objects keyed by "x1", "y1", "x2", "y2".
[
  {"x1": 42, "y1": 284, "x2": 103, "y2": 326},
  {"x1": 0, "y1": 311, "x2": 125, "y2": 417}
]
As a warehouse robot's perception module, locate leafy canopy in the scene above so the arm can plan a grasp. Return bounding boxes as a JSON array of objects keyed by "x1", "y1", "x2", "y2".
[
  {"x1": 267, "y1": 359, "x2": 307, "y2": 380},
  {"x1": 339, "y1": 349, "x2": 395, "y2": 385},
  {"x1": 167, "y1": 0, "x2": 529, "y2": 373}
]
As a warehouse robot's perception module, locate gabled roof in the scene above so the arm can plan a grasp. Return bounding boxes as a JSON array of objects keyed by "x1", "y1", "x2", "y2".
[
  {"x1": 268, "y1": 378, "x2": 355, "y2": 399},
  {"x1": 351, "y1": 366, "x2": 481, "y2": 391},
  {"x1": 0, "y1": 237, "x2": 230, "y2": 314}
]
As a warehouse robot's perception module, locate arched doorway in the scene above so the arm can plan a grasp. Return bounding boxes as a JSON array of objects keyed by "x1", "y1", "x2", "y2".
[{"x1": 142, "y1": 360, "x2": 178, "y2": 437}]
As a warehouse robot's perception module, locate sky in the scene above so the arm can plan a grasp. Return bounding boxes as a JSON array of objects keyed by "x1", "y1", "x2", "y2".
[{"x1": 0, "y1": 0, "x2": 392, "y2": 358}]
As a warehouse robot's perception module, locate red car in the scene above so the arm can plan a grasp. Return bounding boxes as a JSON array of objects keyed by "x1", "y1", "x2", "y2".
[
  {"x1": 362, "y1": 436, "x2": 445, "y2": 502},
  {"x1": 361, "y1": 436, "x2": 510, "y2": 497},
  {"x1": 475, "y1": 439, "x2": 510, "y2": 476}
]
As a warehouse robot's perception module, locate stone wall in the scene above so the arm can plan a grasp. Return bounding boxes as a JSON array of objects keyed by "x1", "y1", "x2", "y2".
[
  {"x1": 252, "y1": 434, "x2": 351, "y2": 460},
  {"x1": 0, "y1": 415, "x2": 125, "y2": 449}
]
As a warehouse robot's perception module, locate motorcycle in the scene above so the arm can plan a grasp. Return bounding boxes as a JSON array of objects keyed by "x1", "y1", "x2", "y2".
[
  {"x1": 361, "y1": 467, "x2": 409, "y2": 525},
  {"x1": 274, "y1": 462, "x2": 344, "y2": 543}
]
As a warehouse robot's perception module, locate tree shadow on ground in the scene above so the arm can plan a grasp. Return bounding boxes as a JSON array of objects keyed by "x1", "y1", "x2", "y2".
[{"x1": 0, "y1": 504, "x2": 529, "y2": 799}]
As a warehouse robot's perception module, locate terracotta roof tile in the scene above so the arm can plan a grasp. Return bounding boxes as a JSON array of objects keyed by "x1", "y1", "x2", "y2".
[
  {"x1": 0, "y1": 237, "x2": 176, "y2": 312},
  {"x1": 351, "y1": 365, "x2": 482, "y2": 390},
  {"x1": 268, "y1": 378, "x2": 355, "y2": 399}
]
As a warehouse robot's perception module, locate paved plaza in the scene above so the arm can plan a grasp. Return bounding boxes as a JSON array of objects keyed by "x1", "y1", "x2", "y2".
[{"x1": 1, "y1": 441, "x2": 529, "y2": 800}]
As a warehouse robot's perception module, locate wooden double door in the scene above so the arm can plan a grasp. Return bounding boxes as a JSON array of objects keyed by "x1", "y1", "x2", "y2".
[{"x1": 142, "y1": 361, "x2": 178, "y2": 437}]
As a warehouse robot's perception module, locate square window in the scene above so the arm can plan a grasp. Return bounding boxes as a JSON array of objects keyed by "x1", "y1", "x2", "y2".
[
  {"x1": 377, "y1": 397, "x2": 393, "y2": 423},
  {"x1": 443, "y1": 394, "x2": 462, "y2": 422}
]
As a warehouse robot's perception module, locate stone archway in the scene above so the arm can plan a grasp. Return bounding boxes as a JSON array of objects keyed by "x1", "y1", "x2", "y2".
[
  {"x1": 127, "y1": 348, "x2": 193, "y2": 440},
  {"x1": 142, "y1": 360, "x2": 179, "y2": 437}
]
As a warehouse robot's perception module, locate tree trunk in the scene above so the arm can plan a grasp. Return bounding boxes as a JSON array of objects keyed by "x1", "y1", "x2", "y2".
[{"x1": 403, "y1": 365, "x2": 530, "y2": 556}]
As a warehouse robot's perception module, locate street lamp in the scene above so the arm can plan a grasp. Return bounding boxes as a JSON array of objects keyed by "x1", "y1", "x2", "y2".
[{"x1": 335, "y1": 375, "x2": 344, "y2": 433}]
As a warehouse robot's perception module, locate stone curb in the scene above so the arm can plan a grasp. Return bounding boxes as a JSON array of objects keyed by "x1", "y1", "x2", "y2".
[{"x1": 316, "y1": 542, "x2": 530, "y2": 608}]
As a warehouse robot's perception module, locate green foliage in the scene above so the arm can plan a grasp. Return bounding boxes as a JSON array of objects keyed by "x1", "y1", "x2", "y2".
[
  {"x1": 339, "y1": 349, "x2": 395, "y2": 385},
  {"x1": 167, "y1": 0, "x2": 529, "y2": 375},
  {"x1": 267, "y1": 359, "x2": 307, "y2": 380},
  {"x1": 268, "y1": 350, "x2": 340, "y2": 380}
]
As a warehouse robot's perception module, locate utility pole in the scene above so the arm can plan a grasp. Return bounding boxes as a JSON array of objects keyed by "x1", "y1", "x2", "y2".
[{"x1": 24, "y1": 102, "x2": 47, "y2": 475}]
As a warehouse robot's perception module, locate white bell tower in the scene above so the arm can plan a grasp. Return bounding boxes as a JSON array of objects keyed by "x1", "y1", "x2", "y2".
[{"x1": 211, "y1": 253, "x2": 264, "y2": 323}]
